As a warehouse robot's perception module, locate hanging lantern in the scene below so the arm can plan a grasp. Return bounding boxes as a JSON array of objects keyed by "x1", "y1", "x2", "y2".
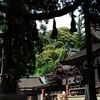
[
  {"x1": 50, "y1": 19, "x2": 58, "y2": 39},
  {"x1": 70, "y1": 12, "x2": 77, "y2": 33},
  {"x1": 33, "y1": 21, "x2": 40, "y2": 41}
]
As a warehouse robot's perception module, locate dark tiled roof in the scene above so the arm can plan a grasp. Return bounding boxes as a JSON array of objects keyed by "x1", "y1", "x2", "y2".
[
  {"x1": 60, "y1": 43, "x2": 100, "y2": 65},
  {"x1": 45, "y1": 72, "x2": 53, "y2": 77},
  {"x1": 18, "y1": 76, "x2": 43, "y2": 88},
  {"x1": 18, "y1": 76, "x2": 57, "y2": 89},
  {"x1": 80, "y1": 27, "x2": 100, "y2": 49},
  {"x1": 91, "y1": 27, "x2": 100, "y2": 41},
  {"x1": 33, "y1": 80, "x2": 57, "y2": 88}
]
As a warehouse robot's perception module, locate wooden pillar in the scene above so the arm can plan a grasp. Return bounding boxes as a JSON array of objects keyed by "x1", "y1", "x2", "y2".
[
  {"x1": 65, "y1": 85, "x2": 69, "y2": 100},
  {"x1": 60, "y1": 77, "x2": 62, "y2": 93},
  {"x1": 28, "y1": 96, "x2": 33, "y2": 100},
  {"x1": 84, "y1": 0, "x2": 97, "y2": 100},
  {"x1": 97, "y1": 59, "x2": 100, "y2": 93},
  {"x1": 98, "y1": 80, "x2": 100, "y2": 94},
  {"x1": 42, "y1": 89, "x2": 44, "y2": 100}
]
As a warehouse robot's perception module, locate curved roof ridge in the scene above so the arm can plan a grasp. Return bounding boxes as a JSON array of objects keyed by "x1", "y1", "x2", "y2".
[{"x1": 91, "y1": 27, "x2": 100, "y2": 41}]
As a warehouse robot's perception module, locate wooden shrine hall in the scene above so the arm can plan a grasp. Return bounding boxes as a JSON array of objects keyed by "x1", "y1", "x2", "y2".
[
  {"x1": 18, "y1": 27, "x2": 100, "y2": 100},
  {"x1": 59, "y1": 27, "x2": 100, "y2": 94}
]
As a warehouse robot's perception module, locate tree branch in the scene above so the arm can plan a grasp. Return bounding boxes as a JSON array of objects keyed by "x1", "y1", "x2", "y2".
[{"x1": 0, "y1": 0, "x2": 83, "y2": 20}]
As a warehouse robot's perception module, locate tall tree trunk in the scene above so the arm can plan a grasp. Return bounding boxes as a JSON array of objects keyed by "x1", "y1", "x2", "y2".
[{"x1": 0, "y1": 14, "x2": 13, "y2": 93}]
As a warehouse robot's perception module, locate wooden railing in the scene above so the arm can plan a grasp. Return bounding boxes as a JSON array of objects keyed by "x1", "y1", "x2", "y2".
[{"x1": 69, "y1": 86, "x2": 100, "y2": 96}]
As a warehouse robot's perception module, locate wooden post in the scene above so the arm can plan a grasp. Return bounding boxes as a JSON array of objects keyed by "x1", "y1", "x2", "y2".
[
  {"x1": 84, "y1": 0, "x2": 97, "y2": 100},
  {"x1": 97, "y1": 59, "x2": 100, "y2": 94},
  {"x1": 65, "y1": 85, "x2": 69, "y2": 100},
  {"x1": 42, "y1": 89, "x2": 44, "y2": 100},
  {"x1": 61, "y1": 77, "x2": 62, "y2": 93},
  {"x1": 28, "y1": 96, "x2": 33, "y2": 100}
]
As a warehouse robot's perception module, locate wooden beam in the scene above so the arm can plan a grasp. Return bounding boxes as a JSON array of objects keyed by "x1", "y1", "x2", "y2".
[{"x1": 0, "y1": 0, "x2": 83, "y2": 20}]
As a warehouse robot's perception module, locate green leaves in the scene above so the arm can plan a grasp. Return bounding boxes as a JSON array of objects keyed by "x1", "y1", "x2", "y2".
[
  {"x1": 74, "y1": 15, "x2": 85, "y2": 49},
  {"x1": 34, "y1": 27, "x2": 80, "y2": 76}
]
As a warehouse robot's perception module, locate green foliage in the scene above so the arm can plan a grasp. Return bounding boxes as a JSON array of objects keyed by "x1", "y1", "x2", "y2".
[
  {"x1": 74, "y1": 15, "x2": 85, "y2": 49},
  {"x1": 34, "y1": 27, "x2": 83, "y2": 76},
  {"x1": 34, "y1": 62, "x2": 56, "y2": 76},
  {"x1": 35, "y1": 48, "x2": 66, "y2": 76},
  {"x1": 57, "y1": 27, "x2": 76, "y2": 48},
  {"x1": 74, "y1": 33, "x2": 85, "y2": 49}
]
